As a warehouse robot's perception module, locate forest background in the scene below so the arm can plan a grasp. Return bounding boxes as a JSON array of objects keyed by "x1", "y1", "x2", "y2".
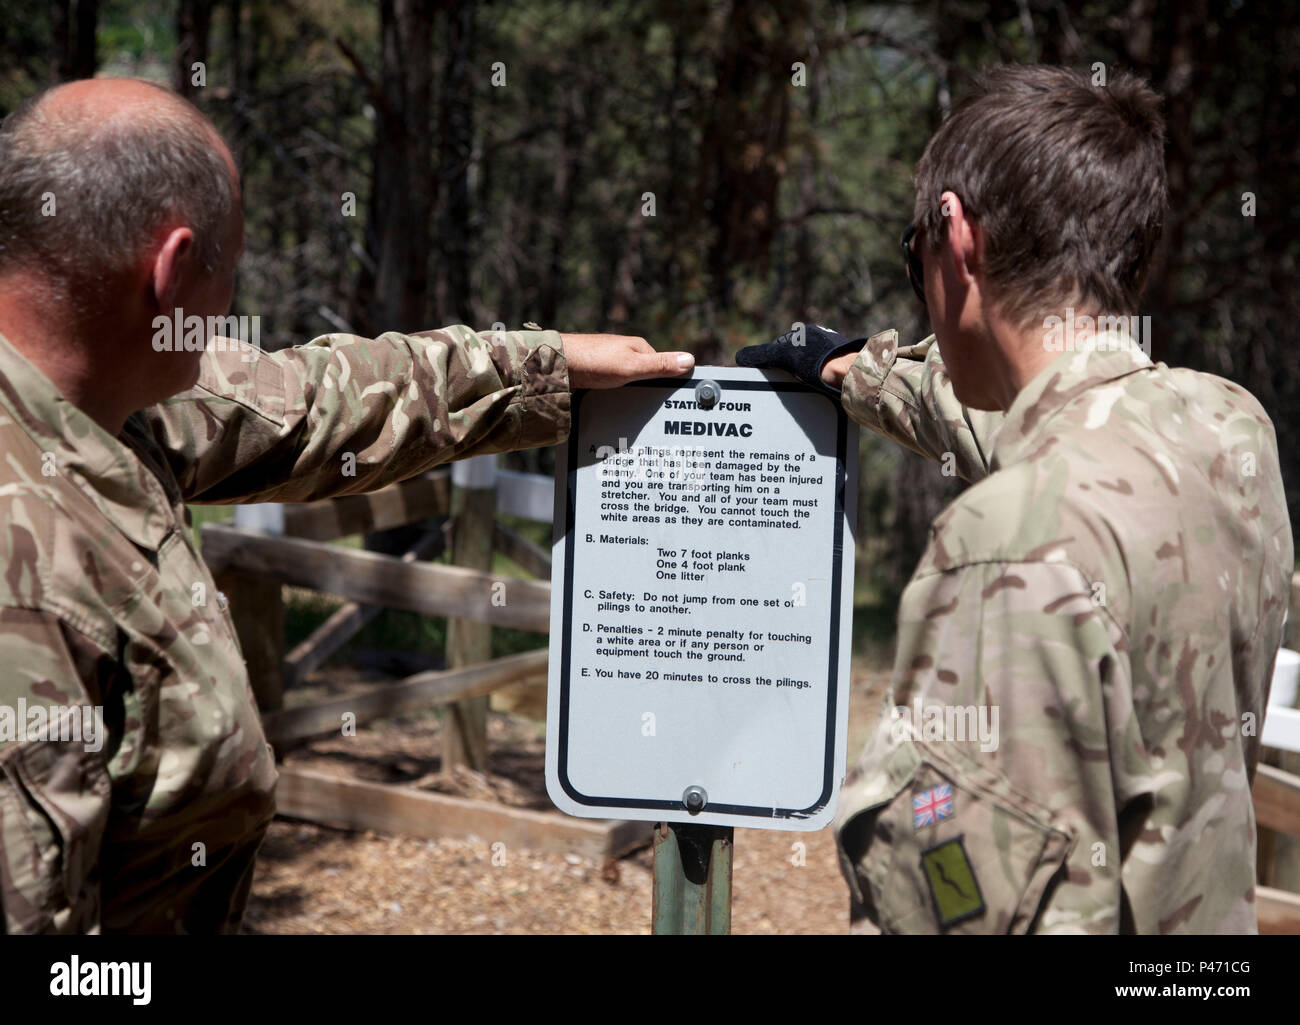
[{"x1": 3, "y1": 0, "x2": 1296, "y2": 641}]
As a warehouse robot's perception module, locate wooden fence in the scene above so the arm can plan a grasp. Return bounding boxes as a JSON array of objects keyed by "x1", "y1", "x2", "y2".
[
  {"x1": 202, "y1": 457, "x2": 648, "y2": 860},
  {"x1": 201, "y1": 470, "x2": 1300, "y2": 931}
]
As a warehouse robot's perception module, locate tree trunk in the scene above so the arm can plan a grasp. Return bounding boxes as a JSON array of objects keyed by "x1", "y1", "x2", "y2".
[
  {"x1": 175, "y1": 0, "x2": 212, "y2": 99},
  {"x1": 435, "y1": 0, "x2": 476, "y2": 326},
  {"x1": 50, "y1": 0, "x2": 98, "y2": 81},
  {"x1": 357, "y1": 0, "x2": 436, "y2": 337},
  {"x1": 695, "y1": 0, "x2": 806, "y2": 316},
  {"x1": 540, "y1": 84, "x2": 586, "y2": 327}
]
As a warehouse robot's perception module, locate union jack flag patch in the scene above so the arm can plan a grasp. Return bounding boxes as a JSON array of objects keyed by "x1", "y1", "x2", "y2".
[{"x1": 913, "y1": 784, "x2": 954, "y2": 829}]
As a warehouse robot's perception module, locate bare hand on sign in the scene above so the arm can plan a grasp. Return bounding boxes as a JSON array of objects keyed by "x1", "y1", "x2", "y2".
[
  {"x1": 559, "y1": 333, "x2": 695, "y2": 389},
  {"x1": 820, "y1": 348, "x2": 864, "y2": 389}
]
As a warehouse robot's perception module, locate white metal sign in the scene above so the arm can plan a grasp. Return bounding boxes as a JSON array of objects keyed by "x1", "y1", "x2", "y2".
[{"x1": 546, "y1": 366, "x2": 857, "y2": 830}]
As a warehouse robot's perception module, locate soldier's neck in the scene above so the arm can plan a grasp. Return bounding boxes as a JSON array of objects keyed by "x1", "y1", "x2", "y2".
[
  {"x1": 0, "y1": 274, "x2": 137, "y2": 436},
  {"x1": 986, "y1": 305, "x2": 1100, "y2": 408}
]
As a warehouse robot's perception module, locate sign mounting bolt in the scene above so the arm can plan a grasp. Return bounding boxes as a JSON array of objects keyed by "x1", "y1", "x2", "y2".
[
  {"x1": 682, "y1": 785, "x2": 708, "y2": 814},
  {"x1": 695, "y1": 380, "x2": 720, "y2": 409}
]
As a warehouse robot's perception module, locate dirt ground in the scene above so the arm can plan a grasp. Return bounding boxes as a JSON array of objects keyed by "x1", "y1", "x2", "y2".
[{"x1": 243, "y1": 662, "x2": 891, "y2": 934}]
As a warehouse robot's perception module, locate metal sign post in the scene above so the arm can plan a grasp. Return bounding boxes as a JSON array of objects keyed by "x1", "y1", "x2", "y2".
[{"x1": 652, "y1": 823, "x2": 733, "y2": 934}]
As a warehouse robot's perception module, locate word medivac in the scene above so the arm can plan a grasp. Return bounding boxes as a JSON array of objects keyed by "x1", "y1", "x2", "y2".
[{"x1": 663, "y1": 420, "x2": 754, "y2": 437}]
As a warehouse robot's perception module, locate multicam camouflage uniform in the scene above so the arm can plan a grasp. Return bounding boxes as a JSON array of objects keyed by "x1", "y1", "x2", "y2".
[
  {"x1": 0, "y1": 326, "x2": 568, "y2": 933},
  {"x1": 834, "y1": 329, "x2": 1293, "y2": 933}
]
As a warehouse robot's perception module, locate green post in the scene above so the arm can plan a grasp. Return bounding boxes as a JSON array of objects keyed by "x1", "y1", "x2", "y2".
[{"x1": 652, "y1": 822, "x2": 734, "y2": 934}]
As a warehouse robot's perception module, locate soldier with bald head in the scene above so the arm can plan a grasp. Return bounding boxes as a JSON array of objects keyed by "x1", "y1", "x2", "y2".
[
  {"x1": 0, "y1": 78, "x2": 694, "y2": 933},
  {"x1": 741, "y1": 65, "x2": 1292, "y2": 933}
]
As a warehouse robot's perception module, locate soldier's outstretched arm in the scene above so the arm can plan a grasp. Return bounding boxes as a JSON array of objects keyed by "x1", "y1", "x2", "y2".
[
  {"x1": 735, "y1": 326, "x2": 1000, "y2": 483},
  {"x1": 837, "y1": 331, "x2": 1001, "y2": 483},
  {"x1": 141, "y1": 328, "x2": 689, "y2": 505},
  {"x1": 0, "y1": 608, "x2": 110, "y2": 934}
]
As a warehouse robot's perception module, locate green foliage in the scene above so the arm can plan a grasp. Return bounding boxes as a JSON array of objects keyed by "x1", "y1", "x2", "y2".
[{"x1": 8, "y1": 0, "x2": 1299, "y2": 621}]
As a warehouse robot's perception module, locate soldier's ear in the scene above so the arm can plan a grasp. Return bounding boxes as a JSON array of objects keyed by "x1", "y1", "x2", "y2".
[
  {"x1": 151, "y1": 226, "x2": 195, "y2": 314},
  {"x1": 941, "y1": 191, "x2": 979, "y2": 287}
]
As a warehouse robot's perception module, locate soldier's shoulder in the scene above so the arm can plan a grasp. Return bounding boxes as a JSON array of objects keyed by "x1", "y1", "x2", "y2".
[
  {"x1": 178, "y1": 345, "x2": 290, "y2": 425},
  {"x1": 924, "y1": 458, "x2": 1124, "y2": 586},
  {"x1": 920, "y1": 361, "x2": 1285, "y2": 619},
  {"x1": 0, "y1": 462, "x2": 119, "y2": 634},
  {"x1": 1165, "y1": 364, "x2": 1273, "y2": 424},
  {"x1": 0, "y1": 475, "x2": 62, "y2": 609},
  {"x1": 1106, "y1": 362, "x2": 1280, "y2": 466}
]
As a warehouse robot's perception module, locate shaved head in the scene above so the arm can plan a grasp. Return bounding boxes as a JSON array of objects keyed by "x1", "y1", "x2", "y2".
[{"x1": 0, "y1": 78, "x2": 239, "y2": 313}]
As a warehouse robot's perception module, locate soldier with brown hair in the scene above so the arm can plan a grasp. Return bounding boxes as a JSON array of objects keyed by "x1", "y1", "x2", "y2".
[
  {"x1": 741, "y1": 65, "x2": 1292, "y2": 933},
  {"x1": 0, "y1": 77, "x2": 694, "y2": 933}
]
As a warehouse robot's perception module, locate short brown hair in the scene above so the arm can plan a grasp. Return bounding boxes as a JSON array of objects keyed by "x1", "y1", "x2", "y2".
[
  {"x1": 0, "y1": 81, "x2": 234, "y2": 304},
  {"x1": 913, "y1": 64, "x2": 1166, "y2": 329}
]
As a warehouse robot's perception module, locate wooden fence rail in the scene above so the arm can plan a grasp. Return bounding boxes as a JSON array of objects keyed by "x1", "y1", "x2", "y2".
[
  {"x1": 202, "y1": 464, "x2": 654, "y2": 864},
  {"x1": 262, "y1": 648, "x2": 548, "y2": 746},
  {"x1": 203, "y1": 524, "x2": 551, "y2": 632}
]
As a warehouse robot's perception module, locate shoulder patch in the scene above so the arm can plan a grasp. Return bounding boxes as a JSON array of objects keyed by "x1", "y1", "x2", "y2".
[{"x1": 921, "y1": 835, "x2": 986, "y2": 928}]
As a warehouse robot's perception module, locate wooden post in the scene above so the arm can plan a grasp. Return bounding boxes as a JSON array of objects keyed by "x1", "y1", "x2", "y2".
[
  {"x1": 443, "y1": 455, "x2": 497, "y2": 774},
  {"x1": 1260, "y1": 573, "x2": 1300, "y2": 894},
  {"x1": 216, "y1": 570, "x2": 285, "y2": 713},
  {"x1": 221, "y1": 504, "x2": 286, "y2": 712},
  {"x1": 1286, "y1": 574, "x2": 1300, "y2": 650}
]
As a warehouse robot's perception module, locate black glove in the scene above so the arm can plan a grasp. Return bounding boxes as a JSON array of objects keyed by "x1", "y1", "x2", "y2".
[{"x1": 735, "y1": 323, "x2": 865, "y2": 394}]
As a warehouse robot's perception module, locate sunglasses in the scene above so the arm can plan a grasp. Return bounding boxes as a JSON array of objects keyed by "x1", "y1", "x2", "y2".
[{"x1": 902, "y1": 223, "x2": 926, "y2": 307}]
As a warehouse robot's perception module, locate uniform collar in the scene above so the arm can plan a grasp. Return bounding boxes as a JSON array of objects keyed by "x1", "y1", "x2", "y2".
[
  {"x1": 990, "y1": 332, "x2": 1154, "y2": 472},
  {"x1": 0, "y1": 331, "x2": 173, "y2": 550}
]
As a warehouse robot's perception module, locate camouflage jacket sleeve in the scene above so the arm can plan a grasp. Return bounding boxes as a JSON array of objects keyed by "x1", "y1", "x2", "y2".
[
  {"x1": 0, "y1": 608, "x2": 111, "y2": 934},
  {"x1": 839, "y1": 330, "x2": 1001, "y2": 483},
  {"x1": 142, "y1": 326, "x2": 569, "y2": 504},
  {"x1": 834, "y1": 558, "x2": 1130, "y2": 934}
]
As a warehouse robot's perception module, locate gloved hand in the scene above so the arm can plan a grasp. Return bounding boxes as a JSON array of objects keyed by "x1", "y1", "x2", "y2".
[{"x1": 735, "y1": 323, "x2": 865, "y2": 394}]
